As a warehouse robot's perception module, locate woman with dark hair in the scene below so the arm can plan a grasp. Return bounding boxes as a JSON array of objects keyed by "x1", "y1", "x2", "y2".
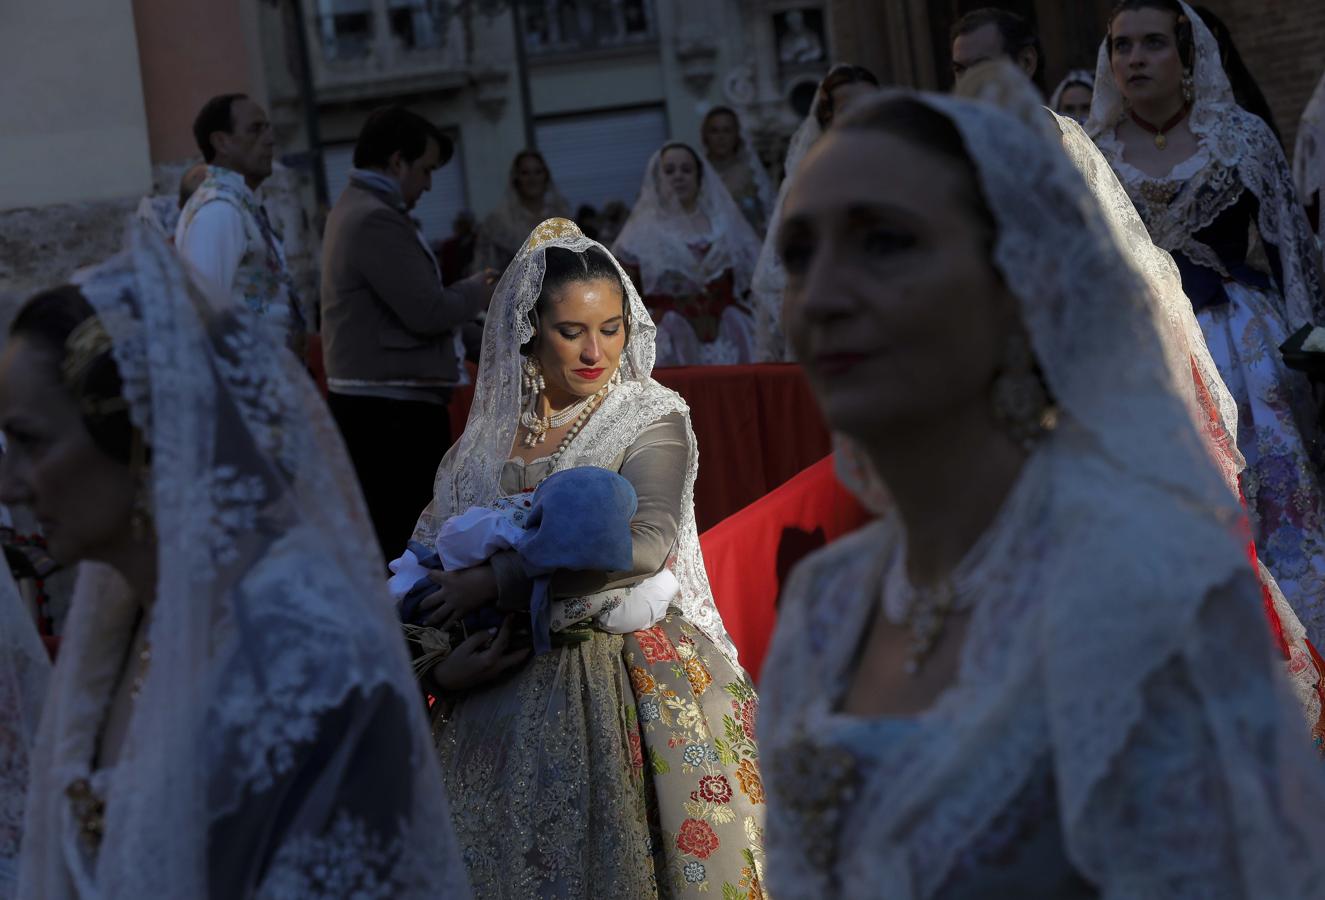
[
  {"x1": 474, "y1": 150, "x2": 572, "y2": 274},
  {"x1": 701, "y1": 106, "x2": 775, "y2": 235},
  {"x1": 759, "y1": 81, "x2": 1325, "y2": 898},
  {"x1": 750, "y1": 63, "x2": 880, "y2": 361},
  {"x1": 411, "y1": 218, "x2": 766, "y2": 897},
  {"x1": 613, "y1": 142, "x2": 762, "y2": 365},
  {"x1": 0, "y1": 224, "x2": 471, "y2": 896},
  {"x1": 1088, "y1": 0, "x2": 1325, "y2": 646}
]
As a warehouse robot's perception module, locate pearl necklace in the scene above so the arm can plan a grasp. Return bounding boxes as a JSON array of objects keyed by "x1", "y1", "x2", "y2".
[
  {"x1": 546, "y1": 385, "x2": 611, "y2": 466},
  {"x1": 520, "y1": 391, "x2": 593, "y2": 447},
  {"x1": 519, "y1": 382, "x2": 613, "y2": 456}
]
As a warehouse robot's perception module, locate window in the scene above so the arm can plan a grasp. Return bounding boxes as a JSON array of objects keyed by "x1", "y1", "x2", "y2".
[
  {"x1": 316, "y1": 0, "x2": 374, "y2": 60},
  {"x1": 522, "y1": 0, "x2": 656, "y2": 56}
]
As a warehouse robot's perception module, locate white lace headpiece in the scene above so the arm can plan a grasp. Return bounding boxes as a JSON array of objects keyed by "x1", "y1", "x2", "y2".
[
  {"x1": 612, "y1": 144, "x2": 762, "y2": 298},
  {"x1": 705, "y1": 107, "x2": 777, "y2": 225},
  {"x1": 790, "y1": 88, "x2": 1325, "y2": 895},
  {"x1": 482, "y1": 153, "x2": 572, "y2": 259},
  {"x1": 1048, "y1": 68, "x2": 1095, "y2": 113},
  {"x1": 1087, "y1": 1, "x2": 1325, "y2": 327},
  {"x1": 417, "y1": 218, "x2": 740, "y2": 663},
  {"x1": 751, "y1": 93, "x2": 826, "y2": 362},
  {"x1": 1294, "y1": 73, "x2": 1325, "y2": 248},
  {"x1": 19, "y1": 221, "x2": 470, "y2": 897}
]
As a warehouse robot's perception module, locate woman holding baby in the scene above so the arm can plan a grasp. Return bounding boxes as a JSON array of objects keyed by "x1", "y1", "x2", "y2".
[{"x1": 410, "y1": 217, "x2": 767, "y2": 899}]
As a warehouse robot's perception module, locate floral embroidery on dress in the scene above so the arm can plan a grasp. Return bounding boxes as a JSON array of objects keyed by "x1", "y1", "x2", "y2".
[{"x1": 625, "y1": 614, "x2": 767, "y2": 898}]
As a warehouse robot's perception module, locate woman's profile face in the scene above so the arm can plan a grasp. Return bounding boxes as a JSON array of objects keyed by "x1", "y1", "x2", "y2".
[
  {"x1": 1110, "y1": 8, "x2": 1185, "y2": 108},
  {"x1": 659, "y1": 147, "x2": 701, "y2": 210},
  {"x1": 1056, "y1": 84, "x2": 1094, "y2": 124},
  {"x1": 779, "y1": 127, "x2": 1016, "y2": 444},
  {"x1": 702, "y1": 113, "x2": 740, "y2": 160},
  {"x1": 0, "y1": 336, "x2": 137, "y2": 564},
  {"x1": 534, "y1": 278, "x2": 628, "y2": 399},
  {"x1": 514, "y1": 154, "x2": 550, "y2": 202}
]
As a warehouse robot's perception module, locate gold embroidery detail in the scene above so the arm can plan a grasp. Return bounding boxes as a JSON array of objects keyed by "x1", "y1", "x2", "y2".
[{"x1": 524, "y1": 217, "x2": 583, "y2": 251}]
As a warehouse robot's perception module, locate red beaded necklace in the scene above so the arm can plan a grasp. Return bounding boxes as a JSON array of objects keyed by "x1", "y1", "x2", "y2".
[{"x1": 1129, "y1": 102, "x2": 1190, "y2": 150}]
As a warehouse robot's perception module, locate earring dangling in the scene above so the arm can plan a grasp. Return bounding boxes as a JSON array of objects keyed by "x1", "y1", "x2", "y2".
[
  {"x1": 522, "y1": 356, "x2": 545, "y2": 395},
  {"x1": 1181, "y1": 71, "x2": 1195, "y2": 105},
  {"x1": 991, "y1": 333, "x2": 1054, "y2": 451}
]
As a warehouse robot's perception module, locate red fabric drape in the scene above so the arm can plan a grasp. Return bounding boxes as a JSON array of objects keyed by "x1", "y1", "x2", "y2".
[
  {"x1": 448, "y1": 364, "x2": 832, "y2": 531},
  {"x1": 699, "y1": 456, "x2": 872, "y2": 681}
]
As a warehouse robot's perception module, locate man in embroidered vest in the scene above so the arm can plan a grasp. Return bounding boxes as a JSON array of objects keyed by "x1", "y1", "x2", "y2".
[
  {"x1": 321, "y1": 105, "x2": 497, "y2": 559},
  {"x1": 176, "y1": 93, "x2": 306, "y2": 354}
]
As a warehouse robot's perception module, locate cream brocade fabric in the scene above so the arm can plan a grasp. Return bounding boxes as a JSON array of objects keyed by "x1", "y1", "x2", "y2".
[{"x1": 434, "y1": 453, "x2": 767, "y2": 899}]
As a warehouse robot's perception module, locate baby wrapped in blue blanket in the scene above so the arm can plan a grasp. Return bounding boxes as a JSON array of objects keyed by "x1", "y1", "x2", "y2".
[{"x1": 390, "y1": 467, "x2": 676, "y2": 653}]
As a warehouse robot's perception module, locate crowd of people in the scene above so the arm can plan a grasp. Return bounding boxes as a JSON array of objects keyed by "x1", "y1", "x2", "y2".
[{"x1": 2, "y1": 0, "x2": 1325, "y2": 897}]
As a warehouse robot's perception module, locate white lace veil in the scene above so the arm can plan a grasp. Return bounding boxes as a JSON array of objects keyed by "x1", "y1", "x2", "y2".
[
  {"x1": 798, "y1": 87, "x2": 1325, "y2": 894},
  {"x1": 477, "y1": 153, "x2": 571, "y2": 270},
  {"x1": 1295, "y1": 72, "x2": 1325, "y2": 253},
  {"x1": 611, "y1": 144, "x2": 762, "y2": 300},
  {"x1": 751, "y1": 97, "x2": 825, "y2": 362},
  {"x1": 1048, "y1": 68, "x2": 1095, "y2": 116},
  {"x1": 416, "y1": 217, "x2": 740, "y2": 663},
  {"x1": 19, "y1": 222, "x2": 470, "y2": 897},
  {"x1": 1088, "y1": 1, "x2": 1325, "y2": 327},
  {"x1": 0, "y1": 563, "x2": 48, "y2": 892},
  {"x1": 704, "y1": 108, "x2": 777, "y2": 232}
]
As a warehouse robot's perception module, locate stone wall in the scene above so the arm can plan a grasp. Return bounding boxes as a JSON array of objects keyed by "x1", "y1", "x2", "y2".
[
  {"x1": 0, "y1": 198, "x2": 138, "y2": 324},
  {"x1": 1196, "y1": 0, "x2": 1325, "y2": 153}
]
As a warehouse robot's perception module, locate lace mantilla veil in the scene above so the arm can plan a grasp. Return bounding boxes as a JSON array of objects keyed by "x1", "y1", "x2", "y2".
[
  {"x1": 611, "y1": 146, "x2": 762, "y2": 303},
  {"x1": 751, "y1": 96, "x2": 825, "y2": 362},
  {"x1": 1087, "y1": 1, "x2": 1325, "y2": 328},
  {"x1": 19, "y1": 222, "x2": 470, "y2": 898},
  {"x1": 1, "y1": 564, "x2": 48, "y2": 892},
  {"x1": 763, "y1": 87, "x2": 1325, "y2": 896},
  {"x1": 1295, "y1": 73, "x2": 1325, "y2": 259},
  {"x1": 414, "y1": 217, "x2": 740, "y2": 664}
]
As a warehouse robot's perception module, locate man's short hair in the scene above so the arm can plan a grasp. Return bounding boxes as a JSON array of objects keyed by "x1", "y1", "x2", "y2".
[
  {"x1": 353, "y1": 106, "x2": 453, "y2": 170},
  {"x1": 950, "y1": 7, "x2": 1045, "y2": 86},
  {"x1": 193, "y1": 93, "x2": 248, "y2": 163}
]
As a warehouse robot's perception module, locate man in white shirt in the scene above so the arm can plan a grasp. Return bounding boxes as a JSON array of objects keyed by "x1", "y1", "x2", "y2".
[{"x1": 176, "y1": 93, "x2": 305, "y2": 352}]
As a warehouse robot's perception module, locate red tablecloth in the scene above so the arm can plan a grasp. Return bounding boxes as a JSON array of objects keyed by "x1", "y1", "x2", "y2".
[
  {"x1": 700, "y1": 455, "x2": 871, "y2": 681},
  {"x1": 450, "y1": 364, "x2": 831, "y2": 531}
]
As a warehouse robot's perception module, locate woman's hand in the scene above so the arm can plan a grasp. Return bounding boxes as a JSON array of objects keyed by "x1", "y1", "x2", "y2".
[
  {"x1": 416, "y1": 565, "x2": 497, "y2": 629},
  {"x1": 427, "y1": 617, "x2": 530, "y2": 694}
]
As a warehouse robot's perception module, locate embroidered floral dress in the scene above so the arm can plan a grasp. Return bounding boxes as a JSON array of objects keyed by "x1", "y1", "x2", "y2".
[
  {"x1": 1089, "y1": 4, "x2": 1325, "y2": 644},
  {"x1": 418, "y1": 218, "x2": 766, "y2": 899}
]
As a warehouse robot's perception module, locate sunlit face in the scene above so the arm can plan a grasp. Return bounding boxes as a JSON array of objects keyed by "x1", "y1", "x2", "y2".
[
  {"x1": 1056, "y1": 84, "x2": 1094, "y2": 124},
  {"x1": 534, "y1": 278, "x2": 627, "y2": 399},
  {"x1": 702, "y1": 112, "x2": 740, "y2": 160},
  {"x1": 660, "y1": 146, "x2": 701, "y2": 209},
  {"x1": 213, "y1": 97, "x2": 275, "y2": 184},
  {"x1": 514, "y1": 154, "x2": 550, "y2": 203},
  {"x1": 1110, "y1": 8, "x2": 1185, "y2": 108},
  {"x1": 0, "y1": 337, "x2": 138, "y2": 565},
  {"x1": 390, "y1": 136, "x2": 442, "y2": 211},
  {"x1": 779, "y1": 128, "x2": 1017, "y2": 443}
]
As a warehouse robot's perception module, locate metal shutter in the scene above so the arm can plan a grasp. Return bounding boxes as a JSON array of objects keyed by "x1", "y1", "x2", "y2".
[
  {"x1": 534, "y1": 105, "x2": 668, "y2": 212},
  {"x1": 323, "y1": 137, "x2": 468, "y2": 243}
]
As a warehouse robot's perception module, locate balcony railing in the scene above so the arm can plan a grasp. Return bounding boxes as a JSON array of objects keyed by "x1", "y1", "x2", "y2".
[
  {"x1": 308, "y1": 0, "x2": 469, "y2": 95},
  {"x1": 521, "y1": 0, "x2": 657, "y2": 57}
]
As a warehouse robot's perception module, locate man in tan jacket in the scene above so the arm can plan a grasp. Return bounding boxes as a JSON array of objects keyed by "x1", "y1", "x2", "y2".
[{"x1": 322, "y1": 105, "x2": 497, "y2": 560}]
